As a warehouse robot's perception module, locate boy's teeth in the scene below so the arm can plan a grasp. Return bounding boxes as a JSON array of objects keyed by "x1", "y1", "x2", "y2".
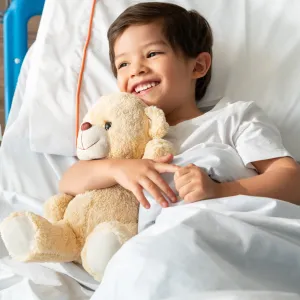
[{"x1": 135, "y1": 81, "x2": 158, "y2": 93}]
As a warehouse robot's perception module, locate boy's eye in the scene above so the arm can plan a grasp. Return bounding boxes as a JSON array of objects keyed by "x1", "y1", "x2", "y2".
[
  {"x1": 147, "y1": 51, "x2": 161, "y2": 58},
  {"x1": 118, "y1": 62, "x2": 128, "y2": 69}
]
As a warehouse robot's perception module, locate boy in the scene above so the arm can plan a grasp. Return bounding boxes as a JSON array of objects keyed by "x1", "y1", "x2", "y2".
[{"x1": 60, "y1": 2, "x2": 300, "y2": 209}]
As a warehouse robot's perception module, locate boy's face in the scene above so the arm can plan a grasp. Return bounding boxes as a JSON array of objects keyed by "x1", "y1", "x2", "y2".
[{"x1": 114, "y1": 22, "x2": 198, "y2": 115}]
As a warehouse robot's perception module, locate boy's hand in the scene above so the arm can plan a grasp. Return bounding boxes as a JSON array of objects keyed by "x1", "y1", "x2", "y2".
[
  {"x1": 112, "y1": 154, "x2": 179, "y2": 209},
  {"x1": 174, "y1": 164, "x2": 220, "y2": 203}
]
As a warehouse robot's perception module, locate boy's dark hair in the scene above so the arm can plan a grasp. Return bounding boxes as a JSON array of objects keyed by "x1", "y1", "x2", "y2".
[{"x1": 107, "y1": 2, "x2": 213, "y2": 102}]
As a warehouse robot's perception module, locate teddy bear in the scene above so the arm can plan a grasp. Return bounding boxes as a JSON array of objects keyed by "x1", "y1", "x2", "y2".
[{"x1": 0, "y1": 92, "x2": 175, "y2": 282}]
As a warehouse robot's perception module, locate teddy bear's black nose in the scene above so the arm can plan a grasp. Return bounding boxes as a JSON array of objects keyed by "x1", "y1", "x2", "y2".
[{"x1": 81, "y1": 122, "x2": 92, "y2": 131}]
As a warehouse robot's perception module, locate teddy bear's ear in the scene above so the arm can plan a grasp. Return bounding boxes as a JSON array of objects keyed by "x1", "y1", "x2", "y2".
[{"x1": 145, "y1": 106, "x2": 169, "y2": 139}]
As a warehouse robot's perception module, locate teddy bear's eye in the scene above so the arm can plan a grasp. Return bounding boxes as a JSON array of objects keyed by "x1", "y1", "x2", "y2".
[{"x1": 105, "y1": 122, "x2": 112, "y2": 130}]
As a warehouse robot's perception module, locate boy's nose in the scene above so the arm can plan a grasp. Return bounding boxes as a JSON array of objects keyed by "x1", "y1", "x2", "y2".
[{"x1": 131, "y1": 63, "x2": 149, "y2": 78}]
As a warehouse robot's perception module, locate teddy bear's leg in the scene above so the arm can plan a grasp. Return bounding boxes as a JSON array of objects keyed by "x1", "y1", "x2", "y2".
[
  {"x1": 0, "y1": 211, "x2": 81, "y2": 262},
  {"x1": 44, "y1": 193, "x2": 74, "y2": 223},
  {"x1": 81, "y1": 221, "x2": 137, "y2": 282}
]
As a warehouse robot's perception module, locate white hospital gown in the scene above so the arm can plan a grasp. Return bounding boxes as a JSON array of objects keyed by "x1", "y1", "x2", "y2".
[{"x1": 139, "y1": 98, "x2": 291, "y2": 232}]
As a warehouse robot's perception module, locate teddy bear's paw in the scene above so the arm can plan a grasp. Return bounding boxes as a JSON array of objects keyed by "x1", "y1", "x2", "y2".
[
  {"x1": 0, "y1": 212, "x2": 37, "y2": 261},
  {"x1": 81, "y1": 222, "x2": 126, "y2": 282},
  {"x1": 143, "y1": 138, "x2": 176, "y2": 160}
]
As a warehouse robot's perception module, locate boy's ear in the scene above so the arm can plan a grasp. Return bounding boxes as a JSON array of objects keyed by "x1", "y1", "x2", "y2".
[{"x1": 192, "y1": 52, "x2": 211, "y2": 79}]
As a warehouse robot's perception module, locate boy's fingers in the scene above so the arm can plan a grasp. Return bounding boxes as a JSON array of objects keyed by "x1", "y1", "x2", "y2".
[
  {"x1": 175, "y1": 172, "x2": 193, "y2": 191},
  {"x1": 139, "y1": 177, "x2": 169, "y2": 208},
  {"x1": 155, "y1": 163, "x2": 179, "y2": 174},
  {"x1": 148, "y1": 171, "x2": 177, "y2": 203},
  {"x1": 174, "y1": 166, "x2": 190, "y2": 179},
  {"x1": 132, "y1": 185, "x2": 150, "y2": 209},
  {"x1": 178, "y1": 182, "x2": 195, "y2": 200}
]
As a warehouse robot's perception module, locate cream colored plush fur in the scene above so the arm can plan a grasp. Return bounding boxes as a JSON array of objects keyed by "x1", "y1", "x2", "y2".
[{"x1": 0, "y1": 92, "x2": 175, "y2": 282}]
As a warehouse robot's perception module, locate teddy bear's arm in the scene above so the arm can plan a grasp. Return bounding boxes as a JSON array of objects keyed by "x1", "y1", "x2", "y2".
[
  {"x1": 44, "y1": 194, "x2": 74, "y2": 223},
  {"x1": 143, "y1": 139, "x2": 176, "y2": 160}
]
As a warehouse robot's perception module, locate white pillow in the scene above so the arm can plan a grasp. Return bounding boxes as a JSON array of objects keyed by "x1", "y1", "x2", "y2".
[{"x1": 27, "y1": 0, "x2": 300, "y2": 160}]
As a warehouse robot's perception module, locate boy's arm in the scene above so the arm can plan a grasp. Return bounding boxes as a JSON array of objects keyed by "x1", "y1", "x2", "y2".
[
  {"x1": 174, "y1": 157, "x2": 300, "y2": 205},
  {"x1": 218, "y1": 157, "x2": 300, "y2": 205},
  {"x1": 59, "y1": 155, "x2": 178, "y2": 208},
  {"x1": 59, "y1": 160, "x2": 116, "y2": 196}
]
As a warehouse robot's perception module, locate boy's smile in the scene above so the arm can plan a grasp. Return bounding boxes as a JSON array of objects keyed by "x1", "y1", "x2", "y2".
[{"x1": 130, "y1": 80, "x2": 160, "y2": 95}]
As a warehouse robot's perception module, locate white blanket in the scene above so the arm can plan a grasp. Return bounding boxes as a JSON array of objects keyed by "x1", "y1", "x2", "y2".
[{"x1": 93, "y1": 196, "x2": 300, "y2": 299}]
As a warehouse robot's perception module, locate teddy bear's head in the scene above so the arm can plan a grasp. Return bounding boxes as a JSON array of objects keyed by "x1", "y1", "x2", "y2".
[{"x1": 77, "y1": 92, "x2": 171, "y2": 160}]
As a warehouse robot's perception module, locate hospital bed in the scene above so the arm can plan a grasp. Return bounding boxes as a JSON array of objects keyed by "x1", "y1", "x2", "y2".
[{"x1": 1, "y1": 1, "x2": 300, "y2": 299}]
